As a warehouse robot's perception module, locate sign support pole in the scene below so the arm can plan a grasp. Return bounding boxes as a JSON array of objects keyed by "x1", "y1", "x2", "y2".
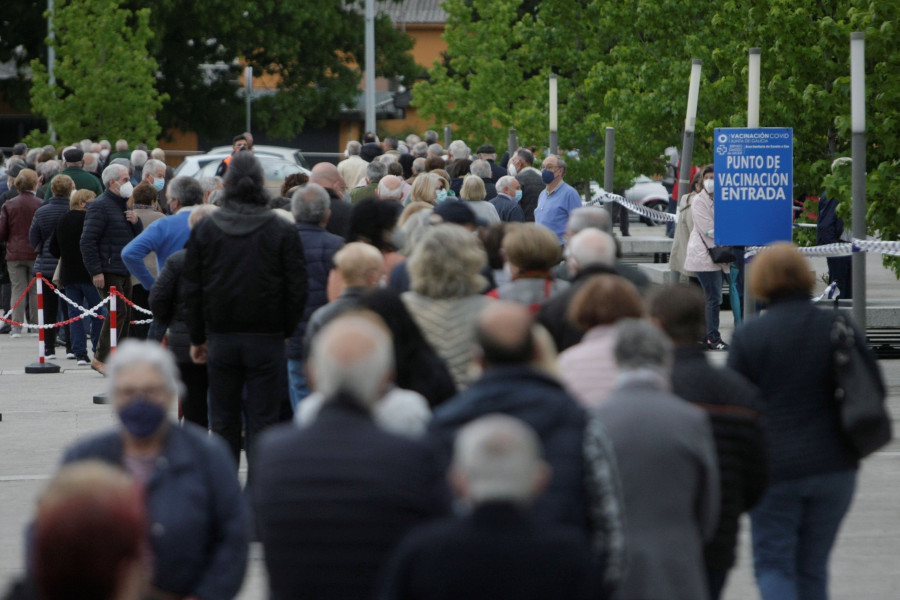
[
  {"x1": 744, "y1": 48, "x2": 761, "y2": 319},
  {"x1": 850, "y1": 33, "x2": 866, "y2": 328}
]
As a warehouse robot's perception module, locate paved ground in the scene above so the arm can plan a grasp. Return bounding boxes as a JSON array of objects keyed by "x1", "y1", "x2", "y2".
[{"x1": 0, "y1": 223, "x2": 898, "y2": 599}]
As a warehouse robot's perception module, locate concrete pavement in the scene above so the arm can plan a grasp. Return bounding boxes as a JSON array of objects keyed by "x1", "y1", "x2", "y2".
[{"x1": 0, "y1": 222, "x2": 898, "y2": 599}]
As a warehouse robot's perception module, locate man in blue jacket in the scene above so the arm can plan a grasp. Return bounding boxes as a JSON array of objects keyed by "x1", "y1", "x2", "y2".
[{"x1": 80, "y1": 163, "x2": 143, "y2": 372}]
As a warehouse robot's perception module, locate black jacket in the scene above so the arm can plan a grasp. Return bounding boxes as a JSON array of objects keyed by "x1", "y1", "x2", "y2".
[
  {"x1": 49, "y1": 210, "x2": 92, "y2": 286},
  {"x1": 149, "y1": 249, "x2": 190, "y2": 363},
  {"x1": 29, "y1": 196, "x2": 70, "y2": 276},
  {"x1": 671, "y1": 346, "x2": 768, "y2": 571},
  {"x1": 430, "y1": 365, "x2": 589, "y2": 530},
  {"x1": 516, "y1": 169, "x2": 543, "y2": 222},
  {"x1": 379, "y1": 503, "x2": 597, "y2": 600},
  {"x1": 536, "y1": 264, "x2": 619, "y2": 352},
  {"x1": 80, "y1": 189, "x2": 143, "y2": 276},
  {"x1": 727, "y1": 295, "x2": 868, "y2": 482},
  {"x1": 182, "y1": 202, "x2": 308, "y2": 344},
  {"x1": 326, "y1": 189, "x2": 352, "y2": 239},
  {"x1": 251, "y1": 397, "x2": 450, "y2": 600}
]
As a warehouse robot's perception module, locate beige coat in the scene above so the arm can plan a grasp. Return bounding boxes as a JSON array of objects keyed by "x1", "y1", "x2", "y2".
[
  {"x1": 669, "y1": 192, "x2": 696, "y2": 277},
  {"x1": 683, "y1": 190, "x2": 729, "y2": 274}
]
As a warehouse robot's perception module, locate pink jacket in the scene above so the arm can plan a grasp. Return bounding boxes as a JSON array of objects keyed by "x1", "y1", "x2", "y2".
[
  {"x1": 558, "y1": 325, "x2": 618, "y2": 408},
  {"x1": 683, "y1": 189, "x2": 728, "y2": 273}
]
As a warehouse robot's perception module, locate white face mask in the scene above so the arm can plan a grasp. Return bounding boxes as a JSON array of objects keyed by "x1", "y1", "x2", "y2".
[
  {"x1": 703, "y1": 179, "x2": 714, "y2": 194},
  {"x1": 118, "y1": 181, "x2": 134, "y2": 198},
  {"x1": 507, "y1": 160, "x2": 517, "y2": 176}
]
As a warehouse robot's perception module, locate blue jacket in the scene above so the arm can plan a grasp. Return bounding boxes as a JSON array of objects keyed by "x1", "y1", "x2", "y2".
[
  {"x1": 430, "y1": 365, "x2": 589, "y2": 530},
  {"x1": 63, "y1": 424, "x2": 250, "y2": 599},
  {"x1": 122, "y1": 210, "x2": 191, "y2": 289},
  {"x1": 28, "y1": 196, "x2": 70, "y2": 276},
  {"x1": 286, "y1": 223, "x2": 344, "y2": 360},
  {"x1": 490, "y1": 193, "x2": 526, "y2": 222},
  {"x1": 80, "y1": 189, "x2": 143, "y2": 276}
]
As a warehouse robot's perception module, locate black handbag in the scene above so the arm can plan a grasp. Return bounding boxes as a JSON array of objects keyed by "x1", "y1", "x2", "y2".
[
  {"x1": 831, "y1": 313, "x2": 892, "y2": 458},
  {"x1": 699, "y1": 235, "x2": 735, "y2": 264}
]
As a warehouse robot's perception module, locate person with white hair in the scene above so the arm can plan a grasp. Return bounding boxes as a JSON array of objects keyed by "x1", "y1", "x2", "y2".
[
  {"x1": 60, "y1": 339, "x2": 249, "y2": 600},
  {"x1": 350, "y1": 159, "x2": 387, "y2": 204},
  {"x1": 381, "y1": 414, "x2": 597, "y2": 600},
  {"x1": 338, "y1": 139, "x2": 369, "y2": 190},
  {"x1": 377, "y1": 174, "x2": 404, "y2": 203},
  {"x1": 80, "y1": 163, "x2": 144, "y2": 372},
  {"x1": 129, "y1": 149, "x2": 148, "y2": 184},
  {"x1": 251, "y1": 314, "x2": 449, "y2": 600},
  {"x1": 492, "y1": 175, "x2": 525, "y2": 222},
  {"x1": 448, "y1": 140, "x2": 470, "y2": 163},
  {"x1": 588, "y1": 318, "x2": 719, "y2": 600}
]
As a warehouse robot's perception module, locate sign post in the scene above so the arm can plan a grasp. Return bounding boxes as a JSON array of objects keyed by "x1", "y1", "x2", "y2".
[{"x1": 713, "y1": 128, "x2": 793, "y2": 246}]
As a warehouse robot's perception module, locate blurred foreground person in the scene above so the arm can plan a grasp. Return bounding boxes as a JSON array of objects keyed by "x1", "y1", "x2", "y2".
[
  {"x1": 61, "y1": 340, "x2": 249, "y2": 599},
  {"x1": 589, "y1": 319, "x2": 719, "y2": 600},
  {"x1": 728, "y1": 243, "x2": 883, "y2": 600},
  {"x1": 28, "y1": 461, "x2": 148, "y2": 600},
  {"x1": 651, "y1": 285, "x2": 768, "y2": 599},
  {"x1": 381, "y1": 415, "x2": 597, "y2": 600},
  {"x1": 252, "y1": 315, "x2": 449, "y2": 600}
]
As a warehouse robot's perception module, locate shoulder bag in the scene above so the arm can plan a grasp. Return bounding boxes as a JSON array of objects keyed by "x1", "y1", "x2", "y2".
[
  {"x1": 831, "y1": 312, "x2": 892, "y2": 458},
  {"x1": 699, "y1": 234, "x2": 735, "y2": 264}
]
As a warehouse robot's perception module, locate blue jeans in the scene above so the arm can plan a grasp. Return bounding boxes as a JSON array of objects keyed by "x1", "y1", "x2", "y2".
[
  {"x1": 64, "y1": 282, "x2": 105, "y2": 356},
  {"x1": 751, "y1": 470, "x2": 857, "y2": 600},
  {"x1": 695, "y1": 270, "x2": 724, "y2": 343},
  {"x1": 287, "y1": 358, "x2": 311, "y2": 413}
]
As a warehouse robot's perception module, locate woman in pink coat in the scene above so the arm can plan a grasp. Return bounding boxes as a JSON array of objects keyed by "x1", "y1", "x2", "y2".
[{"x1": 683, "y1": 165, "x2": 729, "y2": 350}]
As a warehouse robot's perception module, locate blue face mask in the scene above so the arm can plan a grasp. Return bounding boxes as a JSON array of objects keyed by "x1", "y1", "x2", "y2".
[
  {"x1": 118, "y1": 396, "x2": 167, "y2": 439},
  {"x1": 153, "y1": 178, "x2": 165, "y2": 192},
  {"x1": 514, "y1": 189, "x2": 523, "y2": 202},
  {"x1": 436, "y1": 189, "x2": 448, "y2": 203},
  {"x1": 541, "y1": 169, "x2": 556, "y2": 185}
]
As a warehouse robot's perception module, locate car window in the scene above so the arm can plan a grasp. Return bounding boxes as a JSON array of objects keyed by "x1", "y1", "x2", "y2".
[{"x1": 263, "y1": 161, "x2": 302, "y2": 180}]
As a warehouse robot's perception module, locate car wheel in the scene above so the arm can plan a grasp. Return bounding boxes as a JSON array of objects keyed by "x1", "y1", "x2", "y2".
[{"x1": 642, "y1": 200, "x2": 669, "y2": 225}]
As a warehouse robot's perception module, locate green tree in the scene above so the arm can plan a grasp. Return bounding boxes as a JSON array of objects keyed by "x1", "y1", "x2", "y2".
[{"x1": 29, "y1": 0, "x2": 166, "y2": 145}]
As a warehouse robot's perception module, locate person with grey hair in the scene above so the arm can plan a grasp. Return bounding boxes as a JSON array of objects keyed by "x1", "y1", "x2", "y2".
[
  {"x1": 427, "y1": 143, "x2": 444, "y2": 159},
  {"x1": 469, "y1": 159, "x2": 497, "y2": 200},
  {"x1": 491, "y1": 175, "x2": 525, "y2": 222},
  {"x1": 122, "y1": 176, "x2": 203, "y2": 293},
  {"x1": 52, "y1": 146, "x2": 103, "y2": 196},
  {"x1": 381, "y1": 414, "x2": 598, "y2": 600},
  {"x1": 308, "y1": 162, "x2": 352, "y2": 239},
  {"x1": 129, "y1": 149, "x2": 148, "y2": 184},
  {"x1": 37, "y1": 159, "x2": 61, "y2": 198},
  {"x1": 139, "y1": 158, "x2": 167, "y2": 194},
  {"x1": 79, "y1": 138, "x2": 92, "y2": 152},
  {"x1": 413, "y1": 141, "x2": 428, "y2": 158},
  {"x1": 507, "y1": 147, "x2": 542, "y2": 221},
  {"x1": 536, "y1": 154, "x2": 583, "y2": 242},
  {"x1": 81, "y1": 163, "x2": 143, "y2": 373},
  {"x1": 588, "y1": 317, "x2": 719, "y2": 600},
  {"x1": 197, "y1": 176, "x2": 223, "y2": 205},
  {"x1": 377, "y1": 174, "x2": 404, "y2": 203},
  {"x1": 60, "y1": 339, "x2": 250, "y2": 600},
  {"x1": 424, "y1": 129, "x2": 439, "y2": 144},
  {"x1": 338, "y1": 139, "x2": 369, "y2": 190},
  {"x1": 251, "y1": 314, "x2": 449, "y2": 600},
  {"x1": 448, "y1": 140, "x2": 470, "y2": 164},
  {"x1": 285, "y1": 183, "x2": 345, "y2": 410},
  {"x1": 350, "y1": 159, "x2": 388, "y2": 204}
]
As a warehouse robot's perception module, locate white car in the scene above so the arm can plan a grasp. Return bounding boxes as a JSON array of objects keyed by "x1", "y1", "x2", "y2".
[
  {"x1": 174, "y1": 145, "x2": 311, "y2": 179},
  {"x1": 174, "y1": 152, "x2": 309, "y2": 198},
  {"x1": 208, "y1": 144, "x2": 310, "y2": 169}
]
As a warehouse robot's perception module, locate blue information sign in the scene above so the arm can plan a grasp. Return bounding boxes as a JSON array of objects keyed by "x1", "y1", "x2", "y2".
[{"x1": 713, "y1": 127, "x2": 793, "y2": 245}]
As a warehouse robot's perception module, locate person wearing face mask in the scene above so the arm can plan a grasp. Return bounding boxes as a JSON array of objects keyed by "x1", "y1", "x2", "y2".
[
  {"x1": 51, "y1": 147, "x2": 104, "y2": 196},
  {"x1": 535, "y1": 154, "x2": 582, "y2": 242},
  {"x1": 80, "y1": 163, "x2": 144, "y2": 373},
  {"x1": 492, "y1": 176, "x2": 526, "y2": 222},
  {"x1": 60, "y1": 339, "x2": 250, "y2": 600},
  {"x1": 508, "y1": 147, "x2": 542, "y2": 222},
  {"x1": 684, "y1": 164, "x2": 729, "y2": 350}
]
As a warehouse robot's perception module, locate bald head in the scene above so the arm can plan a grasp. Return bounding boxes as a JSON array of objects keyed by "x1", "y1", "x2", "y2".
[
  {"x1": 333, "y1": 242, "x2": 386, "y2": 288},
  {"x1": 310, "y1": 162, "x2": 345, "y2": 196},
  {"x1": 567, "y1": 228, "x2": 617, "y2": 274},
  {"x1": 377, "y1": 175, "x2": 404, "y2": 201},
  {"x1": 310, "y1": 314, "x2": 394, "y2": 407},
  {"x1": 476, "y1": 302, "x2": 535, "y2": 366}
]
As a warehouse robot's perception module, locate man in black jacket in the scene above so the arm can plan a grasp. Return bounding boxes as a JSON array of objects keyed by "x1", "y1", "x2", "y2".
[
  {"x1": 650, "y1": 285, "x2": 768, "y2": 600},
  {"x1": 381, "y1": 414, "x2": 597, "y2": 600},
  {"x1": 182, "y1": 152, "x2": 307, "y2": 467},
  {"x1": 80, "y1": 163, "x2": 143, "y2": 372},
  {"x1": 252, "y1": 314, "x2": 448, "y2": 600}
]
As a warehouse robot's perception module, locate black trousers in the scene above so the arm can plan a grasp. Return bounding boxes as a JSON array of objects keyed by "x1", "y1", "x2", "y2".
[
  {"x1": 129, "y1": 284, "x2": 151, "y2": 340},
  {"x1": 206, "y1": 333, "x2": 288, "y2": 468},
  {"x1": 178, "y1": 360, "x2": 209, "y2": 429}
]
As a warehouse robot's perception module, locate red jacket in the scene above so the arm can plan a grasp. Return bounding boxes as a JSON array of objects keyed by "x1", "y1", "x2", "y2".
[{"x1": 0, "y1": 191, "x2": 42, "y2": 261}]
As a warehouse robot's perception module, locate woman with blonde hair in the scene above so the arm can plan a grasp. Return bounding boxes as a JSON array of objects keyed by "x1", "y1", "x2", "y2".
[
  {"x1": 728, "y1": 243, "x2": 883, "y2": 600},
  {"x1": 402, "y1": 224, "x2": 491, "y2": 389},
  {"x1": 409, "y1": 173, "x2": 441, "y2": 206},
  {"x1": 459, "y1": 174, "x2": 500, "y2": 225},
  {"x1": 49, "y1": 189, "x2": 102, "y2": 365}
]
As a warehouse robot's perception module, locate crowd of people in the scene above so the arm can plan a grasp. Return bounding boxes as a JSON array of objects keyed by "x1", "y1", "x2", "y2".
[{"x1": 0, "y1": 130, "x2": 885, "y2": 600}]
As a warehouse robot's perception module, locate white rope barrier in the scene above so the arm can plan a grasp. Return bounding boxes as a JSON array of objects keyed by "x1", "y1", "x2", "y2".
[{"x1": 586, "y1": 191, "x2": 678, "y2": 224}]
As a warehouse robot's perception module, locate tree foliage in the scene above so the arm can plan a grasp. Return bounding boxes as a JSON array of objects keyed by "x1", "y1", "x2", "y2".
[
  {"x1": 414, "y1": 0, "x2": 899, "y2": 274},
  {"x1": 28, "y1": 0, "x2": 166, "y2": 145}
]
